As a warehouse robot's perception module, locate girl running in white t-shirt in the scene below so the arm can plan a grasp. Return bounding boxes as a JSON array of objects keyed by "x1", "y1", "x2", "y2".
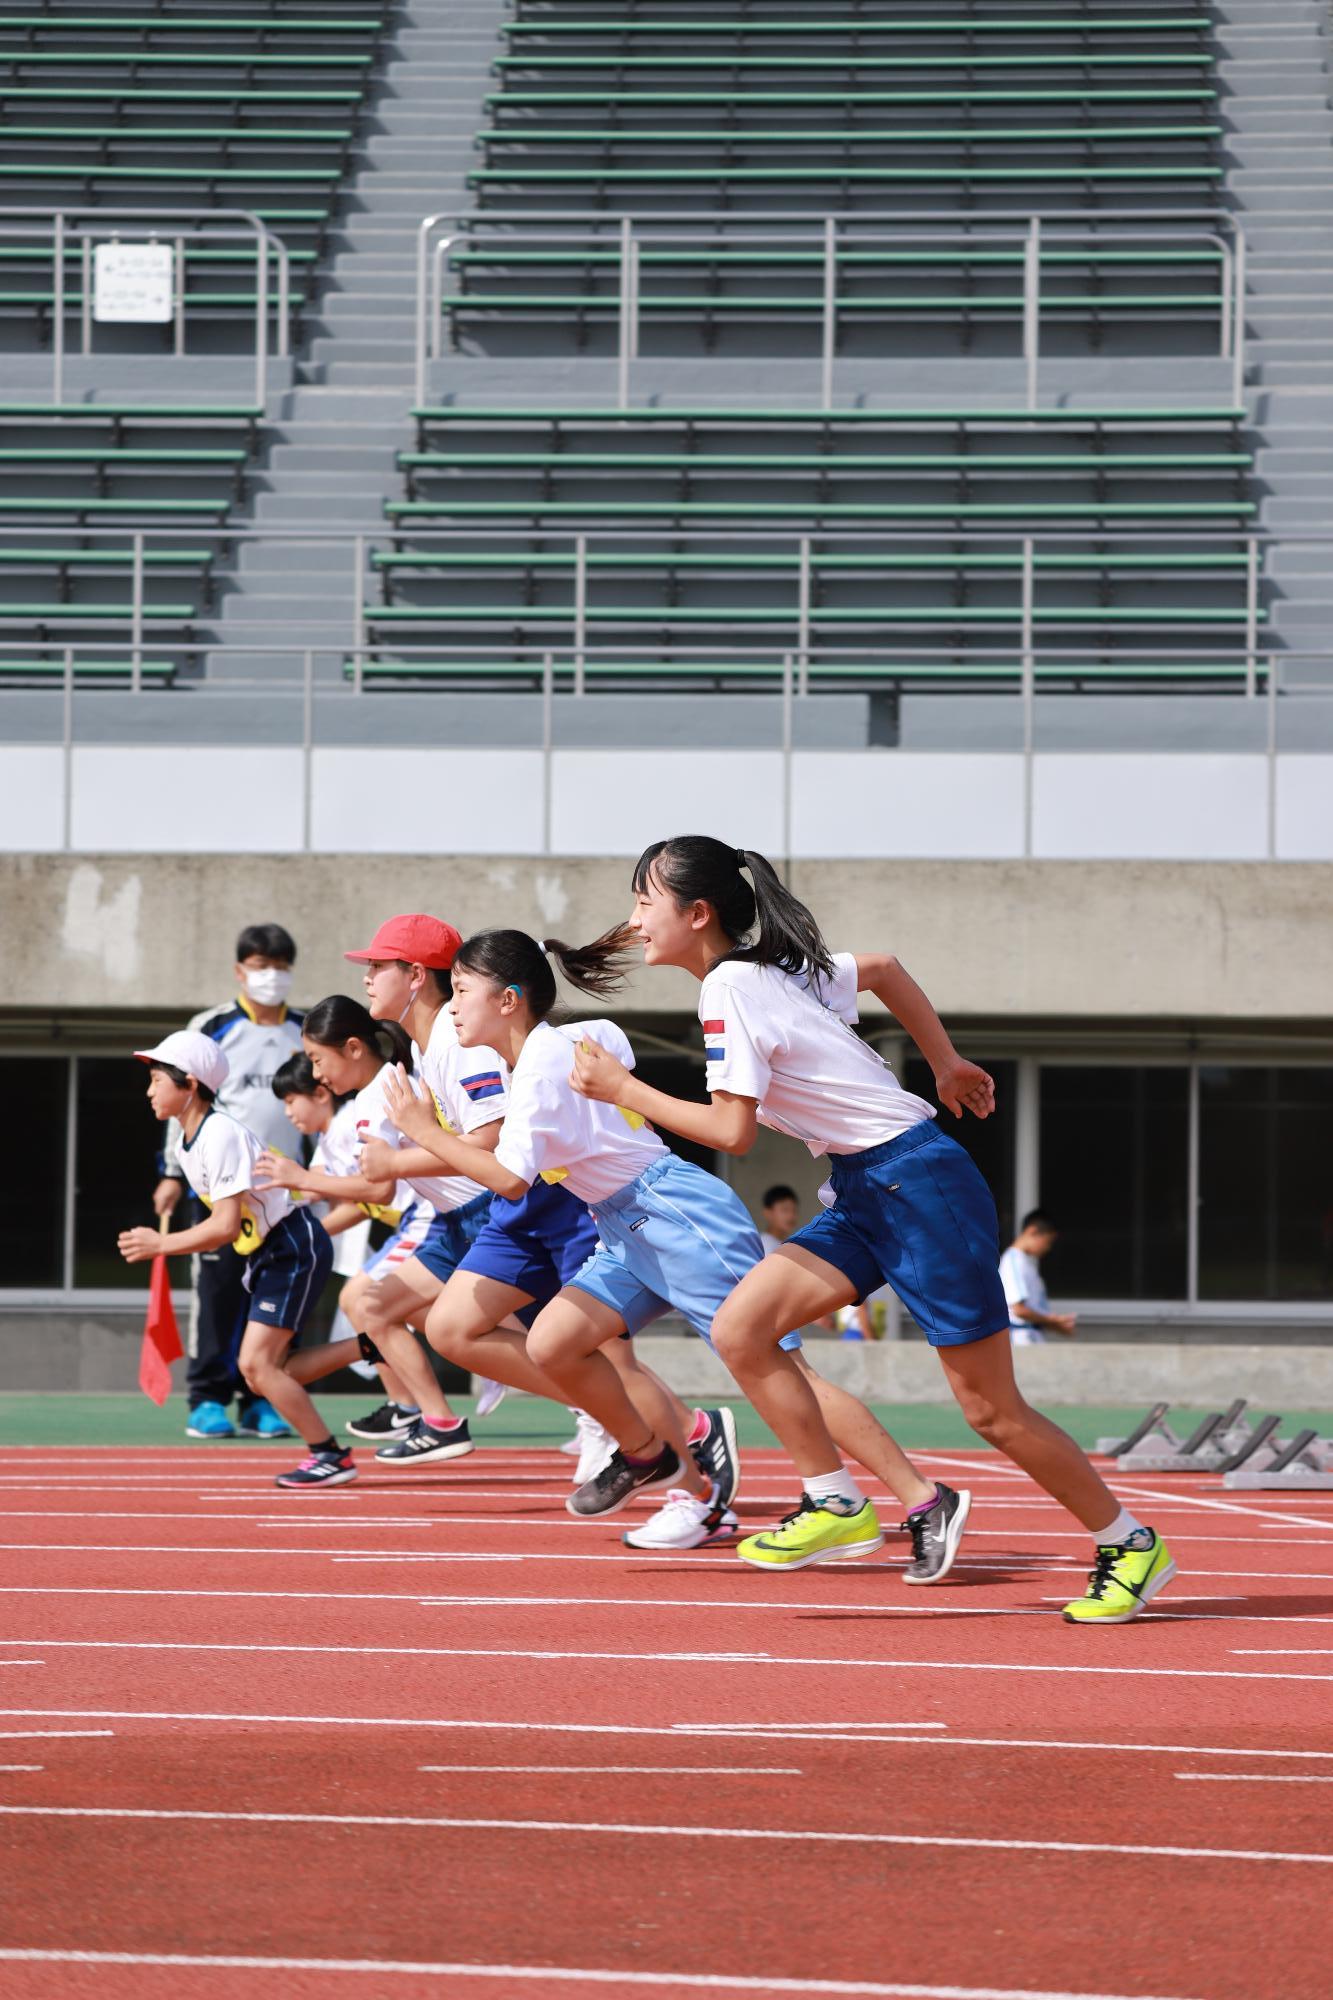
[
  {"x1": 372, "y1": 928, "x2": 754, "y2": 1535},
  {"x1": 256, "y1": 993, "x2": 483, "y2": 1459},
  {"x1": 570, "y1": 836, "x2": 1176, "y2": 1624}
]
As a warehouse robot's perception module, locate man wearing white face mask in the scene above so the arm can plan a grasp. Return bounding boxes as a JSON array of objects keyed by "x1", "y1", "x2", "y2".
[{"x1": 155, "y1": 922, "x2": 306, "y2": 1438}]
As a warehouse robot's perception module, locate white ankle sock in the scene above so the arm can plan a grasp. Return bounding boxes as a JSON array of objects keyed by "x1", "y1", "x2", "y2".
[
  {"x1": 803, "y1": 1467, "x2": 864, "y2": 1512},
  {"x1": 1094, "y1": 1507, "x2": 1148, "y2": 1547}
]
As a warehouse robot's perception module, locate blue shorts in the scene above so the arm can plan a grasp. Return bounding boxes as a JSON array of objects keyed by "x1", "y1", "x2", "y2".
[
  {"x1": 412, "y1": 1193, "x2": 491, "y2": 1283},
  {"x1": 244, "y1": 1208, "x2": 333, "y2": 1338},
  {"x1": 458, "y1": 1179, "x2": 601, "y2": 1327},
  {"x1": 789, "y1": 1122, "x2": 1008, "y2": 1348},
  {"x1": 572, "y1": 1152, "x2": 800, "y2": 1349}
]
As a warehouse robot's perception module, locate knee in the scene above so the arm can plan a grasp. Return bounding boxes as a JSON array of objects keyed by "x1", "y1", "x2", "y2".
[
  {"x1": 710, "y1": 1299, "x2": 754, "y2": 1368},
  {"x1": 238, "y1": 1350, "x2": 269, "y2": 1394},
  {"x1": 525, "y1": 1319, "x2": 562, "y2": 1375},
  {"x1": 956, "y1": 1385, "x2": 1023, "y2": 1446}
]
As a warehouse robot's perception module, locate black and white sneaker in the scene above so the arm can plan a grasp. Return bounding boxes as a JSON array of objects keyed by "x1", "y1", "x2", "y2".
[
  {"x1": 345, "y1": 1401, "x2": 418, "y2": 1442},
  {"x1": 689, "y1": 1406, "x2": 740, "y2": 1508},
  {"x1": 375, "y1": 1417, "x2": 475, "y2": 1465},
  {"x1": 566, "y1": 1442, "x2": 681, "y2": 1518},
  {"x1": 274, "y1": 1447, "x2": 357, "y2": 1490},
  {"x1": 901, "y1": 1483, "x2": 972, "y2": 1584}
]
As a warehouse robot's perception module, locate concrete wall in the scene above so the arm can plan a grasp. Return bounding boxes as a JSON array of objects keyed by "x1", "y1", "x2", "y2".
[{"x1": 5, "y1": 851, "x2": 1333, "y2": 1021}]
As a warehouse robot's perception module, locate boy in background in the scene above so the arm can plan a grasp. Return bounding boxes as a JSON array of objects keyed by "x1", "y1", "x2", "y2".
[{"x1": 1001, "y1": 1210, "x2": 1078, "y2": 1346}]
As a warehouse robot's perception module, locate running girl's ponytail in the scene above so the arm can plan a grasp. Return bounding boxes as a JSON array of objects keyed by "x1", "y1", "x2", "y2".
[
  {"x1": 454, "y1": 926, "x2": 637, "y2": 1017},
  {"x1": 632, "y1": 834, "x2": 835, "y2": 981},
  {"x1": 303, "y1": 994, "x2": 414, "y2": 1072}
]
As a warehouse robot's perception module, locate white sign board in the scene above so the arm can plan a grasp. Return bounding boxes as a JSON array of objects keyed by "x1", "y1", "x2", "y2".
[{"x1": 93, "y1": 241, "x2": 174, "y2": 324}]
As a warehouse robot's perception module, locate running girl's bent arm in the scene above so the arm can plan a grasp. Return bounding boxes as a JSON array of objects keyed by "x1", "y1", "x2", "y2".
[
  {"x1": 118, "y1": 1193, "x2": 243, "y2": 1263},
  {"x1": 853, "y1": 953, "x2": 996, "y2": 1121},
  {"x1": 378, "y1": 1067, "x2": 528, "y2": 1199},
  {"x1": 252, "y1": 1151, "x2": 395, "y2": 1208},
  {"x1": 571, "y1": 1038, "x2": 758, "y2": 1155}
]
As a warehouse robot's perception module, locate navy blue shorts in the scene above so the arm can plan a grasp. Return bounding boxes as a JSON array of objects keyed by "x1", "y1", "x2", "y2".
[
  {"x1": 458, "y1": 1179, "x2": 600, "y2": 1327},
  {"x1": 788, "y1": 1122, "x2": 1009, "y2": 1349},
  {"x1": 244, "y1": 1208, "x2": 334, "y2": 1338},
  {"x1": 412, "y1": 1194, "x2": 492, "y2": 1283}
]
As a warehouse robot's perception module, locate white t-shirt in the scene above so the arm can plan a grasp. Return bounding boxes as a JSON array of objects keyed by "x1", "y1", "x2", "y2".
[
  {"x1": 699, "y1": 952, "x2": 935, "y2": 1157},
  {"x1": 1000, "y1": 1245, "x2": 1049, "y2": 1345},
  {"x1": 495, "y1": 1019, "x2": 667, "y2": 1206},
  {"x1": 353, "y1": 1058, "x2": 487, "y2": 1216},
  {"x1": 178, "y1": 1109, "x2": 290, "y2": 1256},
  {"x1": 313, "y1": 1097, "x2": 416, "y2": 1228}
]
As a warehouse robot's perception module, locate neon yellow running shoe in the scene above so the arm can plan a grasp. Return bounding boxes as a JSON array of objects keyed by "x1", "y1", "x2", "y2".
[
  {"x1": 1062, "y1": 1529, "x2": 1177, "y2": 1625},
  {"x1": 737, "y1": 1494, "x2": 884, "y2": 1572}
]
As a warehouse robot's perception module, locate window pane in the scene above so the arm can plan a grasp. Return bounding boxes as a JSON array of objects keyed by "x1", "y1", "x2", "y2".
[
  {"x1": 903, "y1": 1057, "x2": 1015, "y2": 1238},
  {"x1": 1199, "y1": 1067, "x2": 1333, "y2": 1302},
  {"x1": 74, "y1": 1056, "x2": 162, "y2": 1290},
  {"x1": 0, "y1": 1056, "x2": 67, "y2": 1286},
  {"x1": 1038, "y1": 1067, "x2": 1188, "y2": 1298}
]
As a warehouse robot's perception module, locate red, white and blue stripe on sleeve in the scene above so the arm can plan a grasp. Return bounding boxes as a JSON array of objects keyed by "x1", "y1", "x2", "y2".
[
  {"x1": 702, "y1": 1019, "x2": 725, "y2": 1063},
  {"x1": 461, "y1": 1069, "x2": 505, "y2": 1103}
]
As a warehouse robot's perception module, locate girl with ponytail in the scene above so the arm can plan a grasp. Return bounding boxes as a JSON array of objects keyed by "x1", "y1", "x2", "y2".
[
  {"x1": 570, "y1": 837, "x2": 1175, "y2": 1621},
  {"x1": 371, "y1": 925, "x2": 764, "y2": 1538}
]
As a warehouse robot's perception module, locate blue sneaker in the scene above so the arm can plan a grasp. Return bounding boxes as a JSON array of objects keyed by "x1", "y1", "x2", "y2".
[
  {"x1": 186, "y1": 1401, "x2": 235, "y2": 1440},
  {"x1": 237, "y1": 1400, "x2": 293, "y2": 1440}
]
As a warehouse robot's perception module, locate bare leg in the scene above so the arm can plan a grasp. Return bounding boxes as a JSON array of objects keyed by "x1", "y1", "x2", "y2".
[
  {"x1": 426, "y1": 1270, "x2": 574, "y2": 1402},
  {"x1": 937, "y1": 1331, "x2": 1121, "y2": 1532},
  {"x1": 792, "y1": 1350, "x2": 935, "y2": 1511},
  {"x1": 346, "y1": 1261, "x2": 453, "y2": 1418},
  {"x1": 710, "y1": 1247, "x2": 861, "y2": 1477},
  {"x1": 606, "y1": 1339, "x2": 707, "y2": 1499},
  {"x1": 526, "y1": 1291, "x2": 666, "y2": 1456},
  {"x1": 286, "y1": 1334, "x2": 363, "y2": 1388},
  {"x1": 237, "y1": 1321, "x2": 334, "y2": 1450}
]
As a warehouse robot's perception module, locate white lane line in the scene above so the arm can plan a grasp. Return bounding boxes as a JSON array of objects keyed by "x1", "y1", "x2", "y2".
[
  {"x1": 0, "y1": 1802, "x2": 1330, "y2": 1868},
  {"x1": 1232, "y1": 1649, "x2": 1333, "y2": 1656},
  {"x1": 1104, "y1": 1478, "x2": 1333, "y2": 1536},
  {"x1": 0, "y1": 1730, "x2": 112, "y2": 1739},
  {"x1": 0, "y1": 1765, "x2": 41, "y2": 1772},
  {"x1": 0, "y1": 1948, "x2": 1214, "y2": 2000},
  {"x1": 6, "y1": 1636, "x2": 1331, "y2": 1682},
  {"x1": 1174, "y1": 1772, "x2": 1333, "y2": 1785},
  {"x1": 3, "y1": 1708, "x2": 1332, "y2": 1763},
  {"x1": 419, "y1": 1765, "x2": 804, "y2": 1776}
]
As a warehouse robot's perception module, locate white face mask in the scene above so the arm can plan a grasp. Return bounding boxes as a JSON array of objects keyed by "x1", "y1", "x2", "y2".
[{"x1": 244, "y1": 967, "x2": 293, "y2": 1008}]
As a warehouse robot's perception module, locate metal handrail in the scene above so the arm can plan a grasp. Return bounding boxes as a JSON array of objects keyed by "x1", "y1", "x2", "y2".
[
  {"x1": 0, "y1": 206, "x2": 291, "y2": 407},
  {"x1": 417, "y1": 205, "x2": 1246, "y2": 411}
]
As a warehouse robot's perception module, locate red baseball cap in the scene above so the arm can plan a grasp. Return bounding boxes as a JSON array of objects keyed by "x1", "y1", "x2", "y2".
[{"x1": 344, "y1": 914, "x2": 462, "y2": 970}]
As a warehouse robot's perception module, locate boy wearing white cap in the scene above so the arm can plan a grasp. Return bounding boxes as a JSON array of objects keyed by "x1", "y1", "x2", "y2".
[{"x1": 119, "y1": 1031, "x2": 349, "y2": 1489}]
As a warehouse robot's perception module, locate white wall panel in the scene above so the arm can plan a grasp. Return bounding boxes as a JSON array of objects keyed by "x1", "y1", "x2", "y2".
[
  {"x1": 0, "y1": 747, "x2": 65, "y2": 851},
  {"x1": 1033, "y1": 755, "x2": 1268, "y2": 860},
  {"x1": 791, "y1": 751, "x2": 1025, "y2": 858},
  {"x1": 311, "y1": 748, "x2": 544, "y2": 854},
  {"x1": 70, "y1": 747, "x2": 305, "y2": 852},
  {"x1": 1275, "y1": 757, "x2": 1333, "y2": 862},
  {"x1": 550, "y1": 750, "x2": 784, "y2": 855}
]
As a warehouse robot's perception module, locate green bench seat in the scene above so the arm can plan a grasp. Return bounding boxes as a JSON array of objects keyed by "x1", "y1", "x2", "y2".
[
  {"x1": 485, "y1": 89, "x2": 1221, "y2": 107},
  {"x1": 412, "y1": 406, "x2": 1245, "y2": 429},
  {"x1": 0, "y1": 53, "x2": 374, "y2": 67},
  {"x1": 497, "y1": 15, "x2": 1213, "y2": 36},
  {"x1": 490, "y1": 55, "x2": 1217, "y2": 73},
  {"x1": 0, "y1": 602, "x2": 194, "y2": 620},
  {"x1": 386, "y1": 500, "x2": 1257, "y2": 521},
  {"x1": 0, "y1": 547, "x2": 210, "y2": 566},
  {"x1": 0, "y1": 288, "x2": 303, "y2": 309},
  {"x1": 0, "y1": 163, "x2": 340, "y2": 181},
  {"x1": 366, "y1": 602, "x2": 1259, "y2": 626},
  {"x1": 476, "y1": 122, "x2": 1221, "y2": 148},
  {"x1": 0, "y1": 87, "x2": 365, "y2": 103},
  {"x1": 0, "y1": 447, "x2": 246, "y2": 465},
  {"x1": 0, "y1": 497, "x2": 230, "y2": 516},
  {"x1": 374, "y1": 549, "x2": 1251, "y2": 574},
  {"x1": 0, "y1": 658, "x2": 175, "y2": 681},
  {"x1": 470, "y1": 165, "x2": 1224, "y2": 189},
  {"x1": 3, "y1": 124, "x2": 352, "y2": 142},
  {"x1": 398, "y1": 449, "x2": 1251, "y2": 472},
  {"x1": 444, "y1": 290, "x2": 1223, "y2": 315},
  {"x1": 345, "y1": 660, "x2": 1257, "y2": 685},
  {"x1": 2, "y1": 14, "x2": 383, "y2": 32}
]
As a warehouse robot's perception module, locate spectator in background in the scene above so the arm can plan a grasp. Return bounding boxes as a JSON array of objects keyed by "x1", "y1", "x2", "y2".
[
  {"x1": 759, "y1": 1184, "x2": 835, "y2": 1333},
  {"x1": 152, "y1": 921, "x2": 306, "y2": 1438},
  {"x1": 1000, "y1": 1209, "x2": 1078, "y2": 1347},
  {"x1": 758, "y1": 1183, "x2": 802, "y2": 1256}
]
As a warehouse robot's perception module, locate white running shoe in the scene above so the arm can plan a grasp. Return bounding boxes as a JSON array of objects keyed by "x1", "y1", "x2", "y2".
[
  {"x1": 572, "y1": 1409, "x2": 615, "y2": 1486},
  {"x1": 474, "y1": 1376, "x2": 508, "y2": 1419},
  {"x1": 622, "y1": 1487, "x2": 740, "y2": 1551}
]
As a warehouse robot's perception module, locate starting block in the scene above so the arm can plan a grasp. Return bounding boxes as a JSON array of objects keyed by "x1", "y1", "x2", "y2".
[
  {"x1": 1224, "y1": 1427, "x2": 1333, "y2": 1491},
  {"x1": 1096, "y1": 1399, "x2": 1277, "y2": 1474}
]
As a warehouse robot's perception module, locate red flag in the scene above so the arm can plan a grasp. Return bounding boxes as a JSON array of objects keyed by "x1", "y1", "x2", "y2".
[{"x1": 139, "y1": 1253, "x2": 183, "y2": 1406}]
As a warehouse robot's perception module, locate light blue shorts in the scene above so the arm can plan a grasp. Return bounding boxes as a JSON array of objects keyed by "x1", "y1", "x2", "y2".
[{"x1": 568, "y1": 1152, "x2": 802, "y2": 1350}]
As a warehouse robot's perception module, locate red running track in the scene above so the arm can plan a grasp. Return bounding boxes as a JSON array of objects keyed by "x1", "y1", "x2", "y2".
[{"x1": 0, "y1": 1440, "x2": 1330, "y2": 2000}]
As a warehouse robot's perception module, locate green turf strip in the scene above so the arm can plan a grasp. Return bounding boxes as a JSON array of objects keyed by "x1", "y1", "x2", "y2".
[{"x1": 0, "y1": 1390, "x2": 1327, "y2": 1452}]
